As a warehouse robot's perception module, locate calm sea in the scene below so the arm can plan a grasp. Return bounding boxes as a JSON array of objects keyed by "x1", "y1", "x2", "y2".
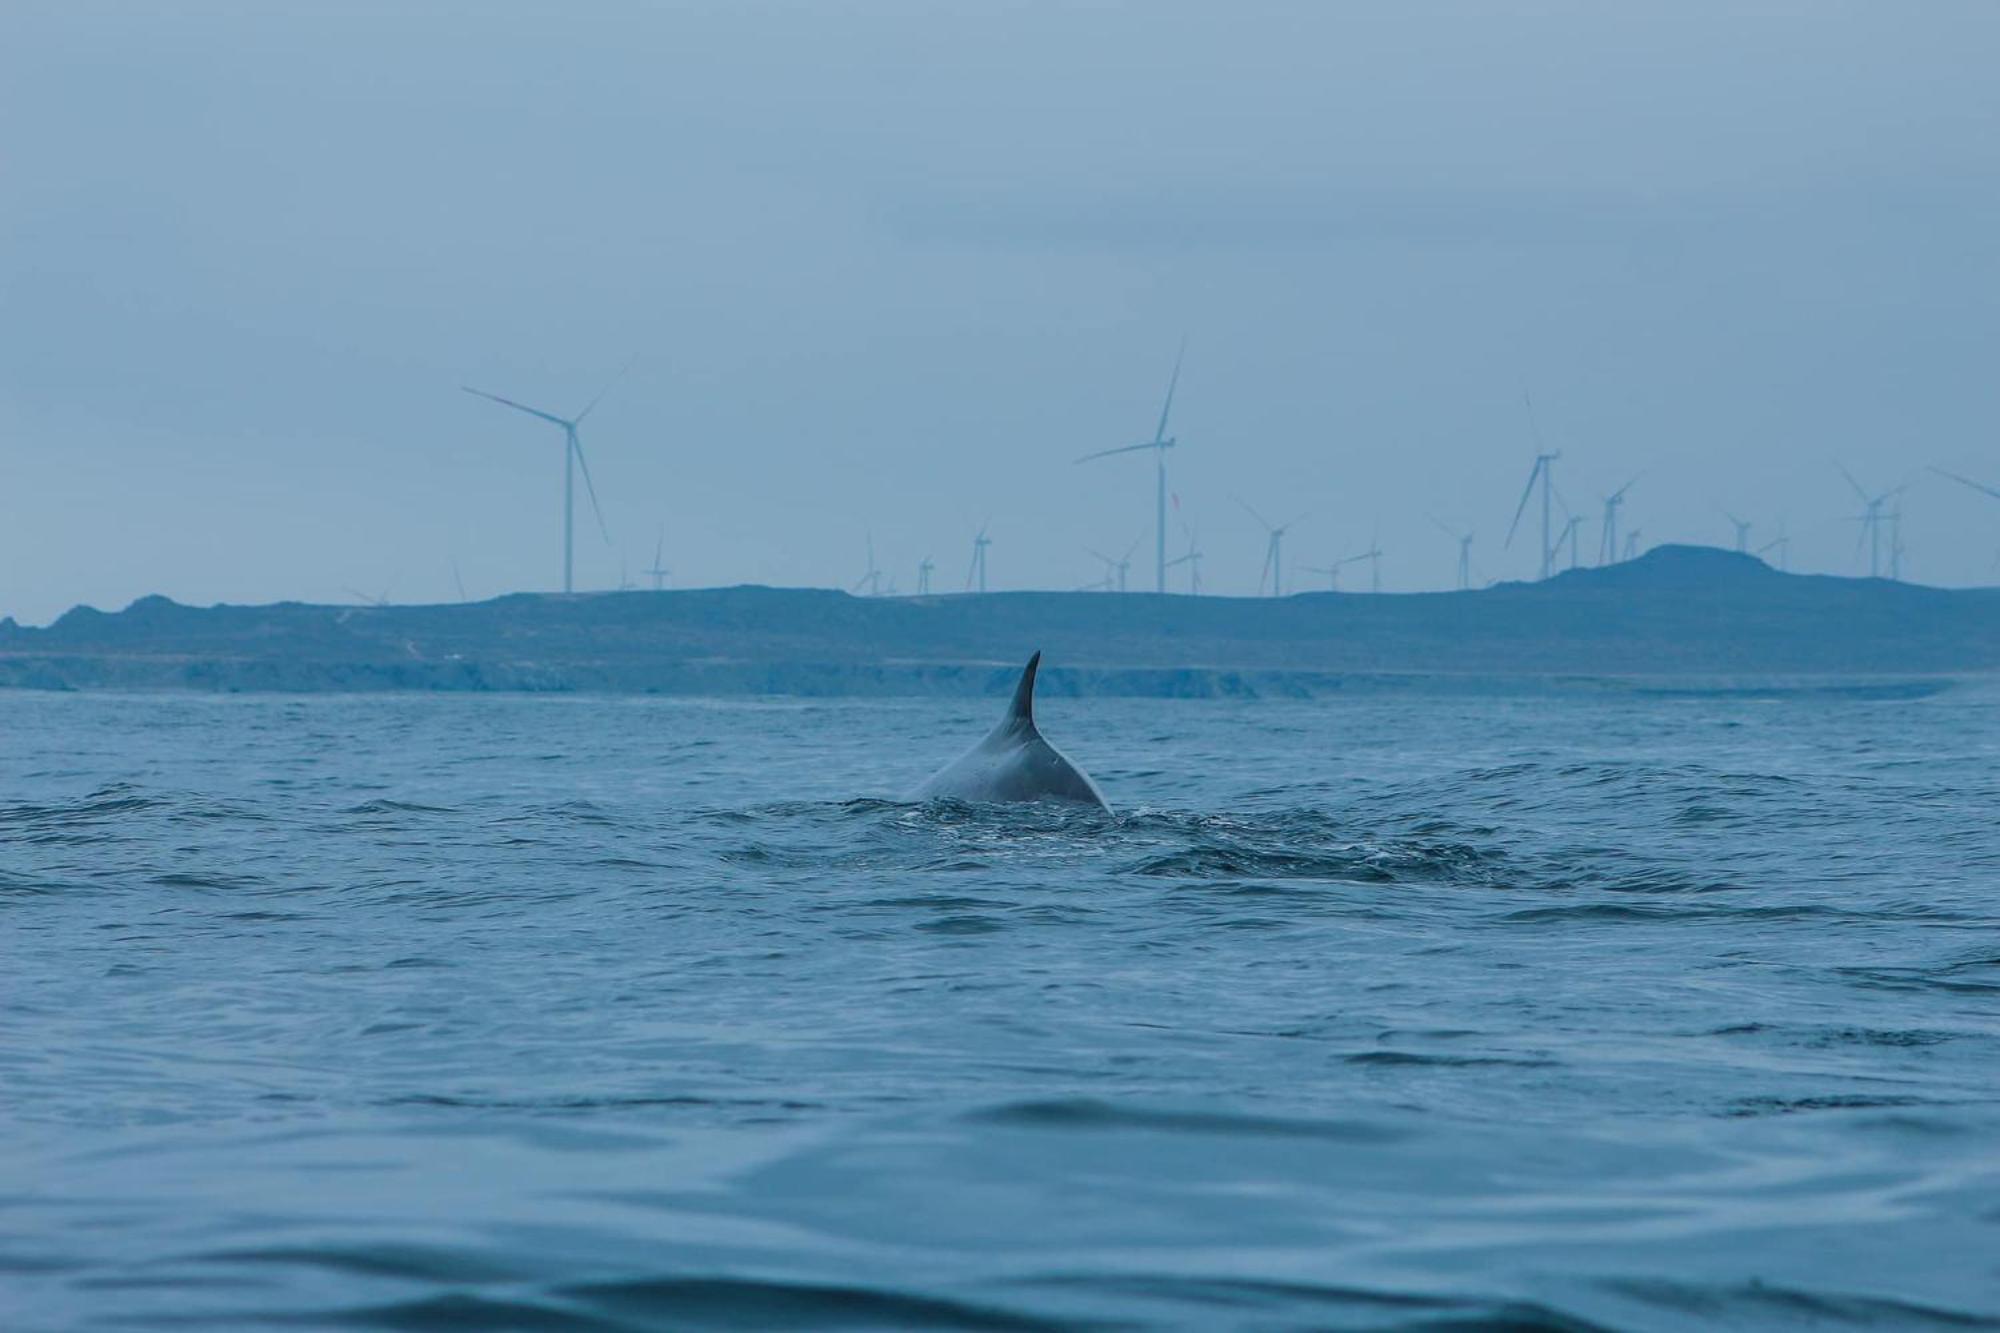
[{"x1": 4, "y1": 684, "x2": 1998, "y2": 1330}]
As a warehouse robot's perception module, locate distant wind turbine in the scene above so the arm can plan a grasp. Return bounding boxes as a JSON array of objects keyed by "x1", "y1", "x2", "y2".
[
  {"x1": 1087, "y1": 540, "x2": 1141, "y2": 594},
  {"x1": 916, "y1": 556, "x2": 935, "y2": 596},
  {"x1": 462, "y1": 361, "x2": 628, "y2": 594},
  {"x1": 1722, "y1": 510, "x2": 1753, "y2": 554},
  {"x1": 1237, "y1": 498, "x2": 1306, "y2": 597},
  {"x1": 1300, "y1": 550, "x2": 1369, "y2": 592},
  {"x1": 1757, "y1": 523, "x2": 1792, "y2": 571},
  {"x1": 966, "y1": 525, "x2": 992, "y2": 593},
  {"x1": 1076, "y1": 341, "x2": 1184, "y2": 594},
  {"x1": 853, "y1": 532, "x2": 883, "y2": 597},
  {"x1": 1431, "y1": 517, "x2": 1474, "y2": 590},
  {"x1": 1506, "y1": 402, "x2": 1561, "y2": 580},
  {"x1": 451, "y1": 559, "x2": 468, "y2": 604},
  {"x1": 1623, "y1": 529, "x2": 1644, "y2": 561},
  {"x1": 646, "y1": 531, "x2": 670, "y2": 591},
  {"x1": 1840, "y1": 466, "x2": 1903, "y2": 579},
  {"x1": 1597, "y1": 477, "x2": 1639, "y2": 565},
  {"x1": 1354, "y1": 525, "x2": 1385, "y2": 593},
  {"x1": 1165, "y1": 524, "x2": 1204, "y2": 594}
]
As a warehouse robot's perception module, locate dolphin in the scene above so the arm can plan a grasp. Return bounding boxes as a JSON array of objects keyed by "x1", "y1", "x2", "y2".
[{"x1": 908, "y1": 652, "x2": 1110, "y2": 810}]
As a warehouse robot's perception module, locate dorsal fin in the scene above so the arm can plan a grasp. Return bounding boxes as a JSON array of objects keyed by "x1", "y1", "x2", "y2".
[{"x1": 1006, "y1": 651, "x2": 1041, "y2": 730}]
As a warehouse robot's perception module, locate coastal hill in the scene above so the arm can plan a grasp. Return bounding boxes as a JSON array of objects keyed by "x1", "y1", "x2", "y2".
[{"x1": 2, "y1": 546, "x2": 1996, "y2": 696}]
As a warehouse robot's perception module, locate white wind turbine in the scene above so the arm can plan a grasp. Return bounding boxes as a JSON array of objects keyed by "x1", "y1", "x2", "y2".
[
  {"x1": 1087, "y1": 539, "x2": 1141, "y2": 593},
  {"x1": 966, "y1": 525, "x2": 992, "y2": 593},
  {"x1": 1165, "y1": 524, "x2": 1204, "y2": 594},
  {"x1": 916, "y1": 556, "x2": 935, "y2": 596},
  {"x1": 1597, "y1": 477, "x2": 1639, "y2": 565},
  {"x1": 1840, "y1": 466, "x2": 1903, "y2": 579},
  {"x1": 1722, "y1": 510, "x2": 1753, "y2": 554},
  {"x1": 1432, "y1": 517, "x2": 1474, "y2": 590},
  {"x1": 1077, "y1": 341, "x2": 1185, "y2": 594},
  {"x1": 853, "y1": 532, "x2": 883, "y2": 597},
  {"x1": 645, "y1": 530, "x2": 671, "y2": 591},
  {"x1": 462, "y1": 363, "x2": 628, "y2": 593},
  {"x1": 1238, "y1": 498, "x2": 1307, "y2": 597}
]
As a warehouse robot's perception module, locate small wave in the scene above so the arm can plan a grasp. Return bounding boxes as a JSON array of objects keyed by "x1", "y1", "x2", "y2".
[
  {"x1": 965, "y1": 1097, "x2": 1406, "y2": 1143},
  {"x1": 1604, "y1": 1276, "x2": 1991, "y2": 1329}
]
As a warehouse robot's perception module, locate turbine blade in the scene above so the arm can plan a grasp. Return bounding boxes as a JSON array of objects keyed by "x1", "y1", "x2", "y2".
[
  {"x1": 1076, "y1": 441, "x2": 1162, "y2": 464},
  {"x1": 1153, "y1": 339, "x2": 1185, "y2": 444},
  {"x1": 1931, "y1": 466, "x2": 2000, "y2": 501},
  {"x1": 462, "y1": 386, "x2": 571, "y2": 428},
  {"x1": 1234, "y1": 495, "x2": 1274, "y2": 531},
  {"x1": 570, "y1": 431, "x2": 612, "y2": 544},
  {"x1": 1504, "y1": 458, "x2": 1541, "y2": 547},
  {"x1": 574, "y1": 356, "x2": 637, "y2": 424},
  {"x1": 1838, "y1": 464, "x2": 1871, "y2": 505}
]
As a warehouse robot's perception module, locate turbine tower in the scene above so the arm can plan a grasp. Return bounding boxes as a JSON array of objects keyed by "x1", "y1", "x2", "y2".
[
  {"x1": 1597, "y1": 477, "x2": 1638, "y2": 565},
  {"x1": 1077, "y1": 341, "x2": 1184, "y2": 594},
  {"x1": 916, "y1": 557, "x2": 934, "y2": 596},
  {"x1": 1723, "y1": 510, "x2": 1753, "y2": 554},
  {"x1": 1506, "y1": 449, "x2": 1561, "y2": 581},
  {"x1": 966, "y1": 526, "x2": 992, "y2": 593},
  {"x1": 1623, "y1": 529, "x2": 1644, "y2": 561},
  {"x1": 462, "y1": 364, "x2": 627, "y2": 594},
  {"x1": 1238, "y1": 499, "x2": 1306, "y2": 597}
]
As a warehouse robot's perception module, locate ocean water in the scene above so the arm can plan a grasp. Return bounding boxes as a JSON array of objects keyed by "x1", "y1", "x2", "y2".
[{"x1": 3, "y1": 683, "x2": 1998, "y2": 1331}]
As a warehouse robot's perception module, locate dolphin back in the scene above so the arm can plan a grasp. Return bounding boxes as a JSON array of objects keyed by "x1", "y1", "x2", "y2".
[{"x1": 907, "y1": 652, "x2": 1110, "y2": 809}]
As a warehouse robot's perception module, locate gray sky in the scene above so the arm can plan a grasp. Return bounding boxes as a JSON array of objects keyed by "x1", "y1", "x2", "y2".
[{"x1": 3, "y1": 0, "x2": 1997, "y2": 623}]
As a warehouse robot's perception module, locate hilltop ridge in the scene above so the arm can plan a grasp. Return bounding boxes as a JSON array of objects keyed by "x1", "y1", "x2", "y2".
[{"x1": 2, "y1": 546, "x2": 1994, "y2": 696}]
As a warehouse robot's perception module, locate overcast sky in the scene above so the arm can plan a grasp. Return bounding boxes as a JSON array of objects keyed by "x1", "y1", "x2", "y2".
[{"x1": 3, "y1": 1, "x2": 1997, "y2": 622}]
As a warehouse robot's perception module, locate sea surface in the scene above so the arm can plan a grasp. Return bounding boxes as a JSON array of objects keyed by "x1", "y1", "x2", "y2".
[{"x1": 4, "y1": 683, "x2": 1998, "y2": 1331}]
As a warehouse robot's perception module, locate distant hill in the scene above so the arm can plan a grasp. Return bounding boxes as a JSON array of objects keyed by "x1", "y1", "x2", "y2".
[{"x1": 2, "y1": 546, "x2": 1995, "y2": 696}]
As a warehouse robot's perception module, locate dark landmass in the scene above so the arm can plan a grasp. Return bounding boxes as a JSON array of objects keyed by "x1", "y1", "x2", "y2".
[{"x1": 2, "y1": 546, "x2": 1995, "y2": 698}]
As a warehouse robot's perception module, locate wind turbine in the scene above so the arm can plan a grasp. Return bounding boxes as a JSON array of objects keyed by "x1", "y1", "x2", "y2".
[
  {"x1": 646, "y1": 531, "x2": 670, "y2": 591},
  {"x1": 451, "y1": 559, "x2": 468, "y2": 603},
  {"x1": 1432, "y1": 517, "x2": 1474, "y2": 590},
  {"x1": 344, "y1": 586, "x2": 392, "y2": 607},
  {"x1": 462, "y1": 363, "x2": 627, "y2": 594},
  {"x1": 1165, "y1": 525, "x2": 1204, "y2": 594},
  {"x1": 1840, "y1": 466, "x2": 1903, "y2": 579},
  {"x1": 1597, "y1": 477, "x2": 1639, "y2": 565},
  {"x1": 853, "y1": 533, "x2": 883, "y2": 597},
  {"x1": 1238, "y1": 499, "x2": 1306, "y2": 597},
  {"x1": 1300, "y1": 550, "x2": 1370, "y2": 592},
  {"x1": 1353, "y1": 525, "x2": 1385, "y2": 593},
  {"x1": 916, "y1": 556, "x2": 934, "y2": 596},
  {"x1": 966, "y1": 526, "x2": 992, "y2": 593},
  {"x1": 1087, "y1": 540, "x2": 1140, "y2": 593},
  {"x1": 1554, "y1": 512, "x2": 1584, "y2": 571},
  {"x1": 1722, "y1": 510, "x2": 1753, "y2": 554},
  {"x1": 1623, "y1": 529, "x2": 1644, "y2": 561},
  {"x1": 1077, "y1": 341, "x2": 1184, "y2": 594},
  {"x1": 1506, "y1": 445, "x2": 1561, "y2": 580},
  {"x1": 1757, "y1": 523, "x2": 1792, "y2": 571}
]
